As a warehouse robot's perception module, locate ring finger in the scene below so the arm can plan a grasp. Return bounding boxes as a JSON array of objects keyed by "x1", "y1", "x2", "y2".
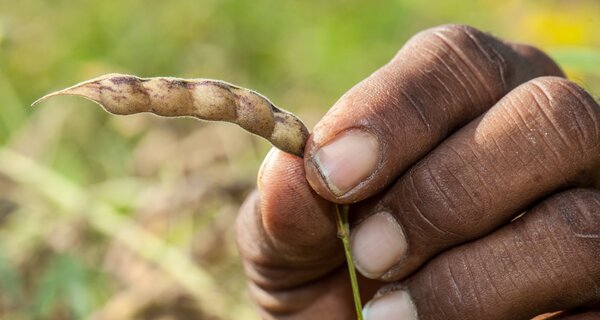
[{"x1": 363, "y1": 188, "x2": 600, "y2": 320}]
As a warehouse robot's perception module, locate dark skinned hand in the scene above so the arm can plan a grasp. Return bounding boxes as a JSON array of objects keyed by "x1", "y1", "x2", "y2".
[{"x1": 236, "y1": 25, "x2": 600, "y2": 320}]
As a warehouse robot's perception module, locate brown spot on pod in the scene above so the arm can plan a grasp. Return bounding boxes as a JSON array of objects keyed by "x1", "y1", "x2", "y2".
[{"x1": 33, "y1": 73, "x2": 309, "y2": 157}]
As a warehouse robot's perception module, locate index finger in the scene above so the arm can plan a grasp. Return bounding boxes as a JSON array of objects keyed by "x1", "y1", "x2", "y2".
[{"x1": 303, "y1": 24, "x2": 564, "y2": 203}]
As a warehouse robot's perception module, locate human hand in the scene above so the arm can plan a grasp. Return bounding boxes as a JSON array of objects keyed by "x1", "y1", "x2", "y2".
[{"x1": 236, "y1": 24, "x2": 600, "y2": 320}]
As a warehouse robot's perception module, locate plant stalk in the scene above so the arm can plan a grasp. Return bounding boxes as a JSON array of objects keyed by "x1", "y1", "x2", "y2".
[{"x1": 335, "y1": 204, "x2": 363, "y2": 320}]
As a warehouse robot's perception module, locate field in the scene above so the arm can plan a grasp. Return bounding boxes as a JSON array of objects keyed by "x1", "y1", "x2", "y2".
[{"x1": 0, "y1": 1, "x2": 599, "y2": 319}]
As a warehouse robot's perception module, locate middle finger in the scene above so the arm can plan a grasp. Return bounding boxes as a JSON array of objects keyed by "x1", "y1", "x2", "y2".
[{"x1": 349, "y1": 76, "x2": 600, "y2": 281}]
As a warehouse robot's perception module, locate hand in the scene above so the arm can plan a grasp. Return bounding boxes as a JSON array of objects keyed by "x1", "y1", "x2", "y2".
[{"x1": 236, "y1": 24, "x2": 600, "y2": 320}]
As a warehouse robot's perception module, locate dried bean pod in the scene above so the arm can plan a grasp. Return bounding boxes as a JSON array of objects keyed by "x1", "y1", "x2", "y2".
[{"x1": 33, "y1": 74, "x2": 309, "y2": 157}]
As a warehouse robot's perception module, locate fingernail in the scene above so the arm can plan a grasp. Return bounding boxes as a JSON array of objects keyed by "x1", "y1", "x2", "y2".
[
  {"x1": 363, "y1": 290, "x2": 418, "y2": 320},
  {"x1": 350, "y1": 212, "x2": 407, "y2": 278},
  {"x1": 312, "y1": 130, "x2": 379, "y2": 196}
]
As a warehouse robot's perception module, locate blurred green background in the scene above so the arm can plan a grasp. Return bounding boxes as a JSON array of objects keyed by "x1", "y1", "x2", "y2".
[{"x1": 0, "y1": 0, "x2": 599, "y2": 319}]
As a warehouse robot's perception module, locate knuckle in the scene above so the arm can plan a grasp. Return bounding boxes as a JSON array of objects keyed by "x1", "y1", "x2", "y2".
[
  {"x1": 550, "y1": 189, "x2": 600, "y2": 241},
  {"x1": 509, "y1": 43, "x2": 564, "y2": 77},
  {"x1": 414, "y1": 24, "x2": 483, "y2": 47},
  {"x1": 405, "y1": 158, "x2": 483, "y2": 238},
  {"x1": 415, "y1": 253, "x2": 489, "y2": 320},
  {"x1": 430, "y1": 24, "x2": 482, "y2": 46},
  {"x1": 542, "y1": 189, "x2": 600, "y2": 285},
  {"x1": 523, "y1": 77, "x2": 600, "y2": 161},
  {"x1": 408, "y1": 24, "x2": 512, "y2": 100}
]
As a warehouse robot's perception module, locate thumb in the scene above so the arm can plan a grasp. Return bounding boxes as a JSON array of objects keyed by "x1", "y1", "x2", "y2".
[{"x1": 237, "y1": 148, "x2": 343, "y2": 289}]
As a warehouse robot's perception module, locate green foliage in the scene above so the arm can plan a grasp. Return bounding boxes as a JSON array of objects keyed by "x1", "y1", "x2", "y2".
[
  {"x1": 551, "y1": 48, "x2": 600, "y2": 73},
  {"x1": 33, "y1": 255, "x2": 91, "y2": 319},
  {"x1": 0, "y1": 248, "x2": 24, "y2": 308}
]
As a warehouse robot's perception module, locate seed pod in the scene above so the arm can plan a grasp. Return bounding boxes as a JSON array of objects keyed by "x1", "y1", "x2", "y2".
[{"x1": 33, "y1": 73, "x2": 309, "y2": 157}]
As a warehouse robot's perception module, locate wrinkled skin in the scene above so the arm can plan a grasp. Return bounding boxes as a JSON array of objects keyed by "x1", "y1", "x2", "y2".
[{"x1": 236, "y1": 25, "x2": 600, "y2": 320}]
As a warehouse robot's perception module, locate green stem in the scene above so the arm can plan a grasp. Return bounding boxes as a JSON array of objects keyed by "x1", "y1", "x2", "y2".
[{"x1": 335, "y1": 204, "x2": 363, "y2": 320}]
